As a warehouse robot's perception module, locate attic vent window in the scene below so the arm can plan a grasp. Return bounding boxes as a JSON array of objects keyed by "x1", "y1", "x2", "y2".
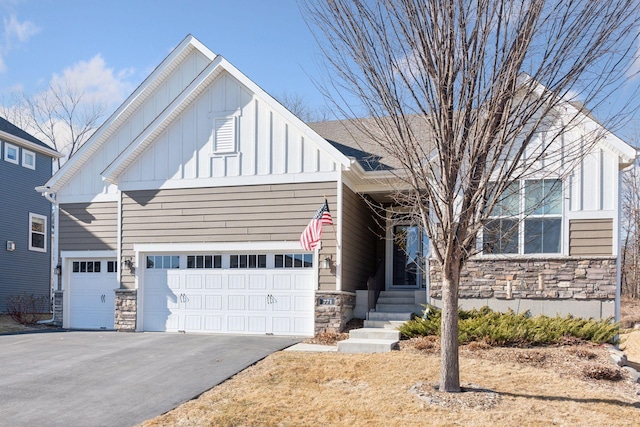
[{"x1": 213, "y1": 116, "x2": 237, "y2": 154}]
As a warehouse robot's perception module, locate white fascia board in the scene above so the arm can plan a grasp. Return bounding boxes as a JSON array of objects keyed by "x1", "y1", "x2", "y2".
[
  {"x1": 0, "y1": 130, "x2": 62, "y2": 158},
  {"x1": 216, "y1": 57, "x2": 352, "y2": 169},
  {"x1": 133, "y1": 242, "x2": 307, "y2": 254},
  {"x1": 61, "y1": 250, "x2": 117, "y2": 259},
  {"x1": 56, "y1": 192, "x2": 119, "y2": 204},
  {"x1": 45, "y1": 35, "x2": 214, "y2": 193},
  {"x1": 101, "y1": 56, "x2": 225, "y2": 183},
  {"x1": 116, "y1": 171, "x2": 340, "y2": 192}
]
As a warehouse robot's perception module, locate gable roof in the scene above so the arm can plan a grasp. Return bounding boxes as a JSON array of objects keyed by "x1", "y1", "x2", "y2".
[
  {"x1": 0, "y1": 116, "x2": 62, "y2": 158},
  {"x1": 310, "y1": 105, "x2": 638, "y2": 173},
  {"x1": 45, "y1": 35, "x2": 351, "y2": 193}
]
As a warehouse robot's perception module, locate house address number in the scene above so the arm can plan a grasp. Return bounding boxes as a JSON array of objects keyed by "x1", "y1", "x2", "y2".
[{"x1": 318, "y1": 298, "x2": 335, "y2": 305}]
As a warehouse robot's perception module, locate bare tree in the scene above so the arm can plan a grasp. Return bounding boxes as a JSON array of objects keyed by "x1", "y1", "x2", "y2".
[
  {"x1": 0, "y1": 77, "x2": 106, "y2": 168},
  {"x1": 276, "y1": 90, "x2": 332, "y2": 122},
  {"x1": 622, "y1": 163, "x2": 640, "y2": 299},
  {"x1": 303, "y1": 0, "x2": 640, "y2": 392}
]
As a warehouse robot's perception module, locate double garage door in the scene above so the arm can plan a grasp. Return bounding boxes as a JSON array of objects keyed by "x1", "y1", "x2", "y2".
[
  {"x1": 141, "y1": 252, "x2": 315, "y2": 336},
  {"x1": 67, "y1": 252, "x2": 316, "y2": 336}
]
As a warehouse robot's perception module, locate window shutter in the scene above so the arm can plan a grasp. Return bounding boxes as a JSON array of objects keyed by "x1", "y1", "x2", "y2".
[{"x1": 214, "y1": 117, "x2": 236, "y2": 153}]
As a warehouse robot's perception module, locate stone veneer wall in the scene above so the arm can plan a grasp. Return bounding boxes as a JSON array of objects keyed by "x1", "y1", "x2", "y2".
[
  {"x1": 53, "y1": 290, "x2": 63, "y2": 326},
  {"x1": 315, "y1": 291, "x2": 356, "y2": 334},
  {"x1": 114, "y1": 289, "x2": 137, "y2": 331},
  {"x1": 429, "y1": 257, "x2": 617, "y2": 300}
]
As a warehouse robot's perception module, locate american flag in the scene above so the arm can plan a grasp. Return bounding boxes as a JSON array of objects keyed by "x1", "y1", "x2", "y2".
[{"x1": 299, "y1": 199, "x2": 333, "y2": 251}]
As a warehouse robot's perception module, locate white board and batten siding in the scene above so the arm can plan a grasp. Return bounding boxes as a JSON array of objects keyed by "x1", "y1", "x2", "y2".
[{"x1": 119, "y1": 73, "x2": 340, "y2": 190}]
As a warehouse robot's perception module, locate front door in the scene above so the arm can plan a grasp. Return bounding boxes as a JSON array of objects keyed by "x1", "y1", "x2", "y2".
[{"x1": 386, "y1": 225, "x2": 429, "y2": 289}]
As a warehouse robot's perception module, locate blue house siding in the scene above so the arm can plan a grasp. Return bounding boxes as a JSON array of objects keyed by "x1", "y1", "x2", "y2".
[{"x1": 0, "y1": 147, "x2": 53, "y2": 312}]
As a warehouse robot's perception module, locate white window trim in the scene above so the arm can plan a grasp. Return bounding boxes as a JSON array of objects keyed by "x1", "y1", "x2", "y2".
[
  {"x1": 22, "y1": 149, "x2": 35, "y2": 170},
  {"x1": 4, "y1": 142, "x2": 19, "y2": 165},
  {"x1": 29, "y1": 212, "x2": 47, "y2": 253},
  {"x1": 482, "y1": 179, "x2": 563, "y2": 256}
]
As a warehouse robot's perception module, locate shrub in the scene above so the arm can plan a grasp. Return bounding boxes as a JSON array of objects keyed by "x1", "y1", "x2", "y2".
[
  {"x1": 583, "y1": 364, "x2": 623, "y2": 381},
  {"x1": 5, "y1": 293, "x2": 49, "y2": 325},
  {"x1": 398, "y1": 306, "x2": 619, "y2": 346}
]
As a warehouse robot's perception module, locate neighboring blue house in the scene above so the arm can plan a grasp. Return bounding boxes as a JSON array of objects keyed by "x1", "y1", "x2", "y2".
[{"x1": 0, "y1": 117, "x2": 62, "y2": 312}]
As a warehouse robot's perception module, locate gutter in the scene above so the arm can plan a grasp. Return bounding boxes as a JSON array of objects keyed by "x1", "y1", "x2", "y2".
[{"x1": 35, "y1": 186, "x2": 59, "y2": 324}]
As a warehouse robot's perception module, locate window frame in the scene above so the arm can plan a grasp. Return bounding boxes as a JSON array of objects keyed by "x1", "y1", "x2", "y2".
[
  {"x1": 29, "y1": 213, "x2": 47, "y2": 253},
  {"x1": 4, "y1": 142, "x2": 19, "y2": 165},
  {"x1": 483, "y1": 178, "x2": 563, "y2": 256},
  {"x1": 22, "y1": 149, "x2": 35, "y2": 170}
]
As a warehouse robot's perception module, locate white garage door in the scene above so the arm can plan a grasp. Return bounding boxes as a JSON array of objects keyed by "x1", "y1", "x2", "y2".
[
  {"x1": 68, "y1": 259, "x2": 118, "y2": 329},
  {"x1": 142, "y1": 253, "x2": 315, "y2": 336}
]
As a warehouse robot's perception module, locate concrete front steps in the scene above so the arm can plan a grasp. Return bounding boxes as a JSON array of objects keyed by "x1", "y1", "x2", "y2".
[
  {"x1": 337, "y1": 328, "x2": 400, "y2": 353},
  {"x1": 338, "y1": 290, "x2": 417, "y2": 353}
]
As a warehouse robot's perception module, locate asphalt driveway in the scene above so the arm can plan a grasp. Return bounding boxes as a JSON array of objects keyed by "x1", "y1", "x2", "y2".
[{"x1": 0, "y1": 331, "x2": 300, "y2": 426}]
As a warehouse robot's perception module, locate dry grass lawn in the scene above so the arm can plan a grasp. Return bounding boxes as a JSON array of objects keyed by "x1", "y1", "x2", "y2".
[{"x1": 141, "y1": 341, "x2": 640, "y2": 427}]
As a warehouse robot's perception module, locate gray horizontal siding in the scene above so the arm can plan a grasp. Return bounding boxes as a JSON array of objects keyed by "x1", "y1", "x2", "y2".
[
  {"x1": 569, "y1": 219, "x2": 613, "y2": 256},
  {"x1": 121, "y1": 182, "x2": 338, "y2": 289},
  {"x1": 59, "y1": 202, "x2": 118, "y2": 252},
  {"x1": 0, "y1": 150, "x2": 54, "y2": 311}
]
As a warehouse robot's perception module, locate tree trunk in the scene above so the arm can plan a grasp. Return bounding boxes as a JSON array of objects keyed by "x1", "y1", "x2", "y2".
[{"x1": 439, "y1": 259, "x2": 461, "y2": 392}]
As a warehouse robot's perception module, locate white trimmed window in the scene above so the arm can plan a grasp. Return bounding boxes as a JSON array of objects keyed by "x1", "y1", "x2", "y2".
[
  {"x1": 29, "y1": 213, "x2": 47, "y2": 252},
  {"x1": 483, "y1": 179, "x2": 562, "y2": 255},
  {"x1": 22, "y1": 149, "x2": 35, "y2": 170},
  {"x1": 4, "y1": 142, "x2": 18, "y2": 164},
  {"x1": 213, "y1": 116, "x2": 237, "y2": 154}
]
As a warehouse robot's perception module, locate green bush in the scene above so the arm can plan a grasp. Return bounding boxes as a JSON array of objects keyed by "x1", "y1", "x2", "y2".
[{"x1": 398, "y1": 305, "x2": 618, "y2": 346}]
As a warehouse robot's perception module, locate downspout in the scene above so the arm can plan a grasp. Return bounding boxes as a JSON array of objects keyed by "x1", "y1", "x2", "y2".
[{"x1": 35, "y1": 186, "x2": 58, "y2": 324}]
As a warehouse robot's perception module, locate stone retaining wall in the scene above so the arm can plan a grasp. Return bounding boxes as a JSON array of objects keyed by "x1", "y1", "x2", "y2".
[
  {"x1": 315, "y1": 291, "x2": 356, "y2": 334},
  {"x1": 114, "y1": 289, "x2": 137, "y2": 331},
  {"x1": 429, "y1": 257, "x2": 617, "y2": 300}
]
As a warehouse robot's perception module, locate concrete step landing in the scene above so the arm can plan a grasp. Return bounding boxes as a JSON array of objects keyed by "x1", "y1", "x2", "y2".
[{"x1": 337, "y1": 327, "x2": 401, "y2": 353}]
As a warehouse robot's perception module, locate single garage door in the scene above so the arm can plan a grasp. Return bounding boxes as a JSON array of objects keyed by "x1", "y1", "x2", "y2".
[
  {"x1": 142, "y1": 252, "x2": 315, "y2": 336},
  {"x1": 68, "y1": 259, "x2": 118, "y2": 329}
]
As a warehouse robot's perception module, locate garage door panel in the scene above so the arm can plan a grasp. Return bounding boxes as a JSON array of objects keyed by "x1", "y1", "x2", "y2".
[
  {"x1": 228, "y1": 275, "x2": 246, "y2": 289},
  {"x1": 273, "y1": 275, "x2": 291, "y2": 290},
  {"x1": 205, "y1": 295, "x2": 222, "y2": 310},
  {"x1": 227, "y1": 316, "x2": 245, "y2": 331},
  {"x1": 204, "y1": 316, "x2": 222, "y2": 331},
  {"x1": 167, "y1": 274, "x2": 180, "y2": 289},
  {"x1": 271, "y1": 317, "x2": 292, "y2": 334},
  {"x1": 228, "y1": 295, "x2": 246, "y2": 310},
  {"x1": 248, "y1": 295, "x2": 268, "y2": 311},
  {"x1": 184, "y1": 315, "x2": 202, "y2": 330},
  {"x1": 185, "y1": 295, "x2": 202, "y2": 310},
  {"x1": 205, "y1": 275, "x2": 222, "y2": 289},
  {"x1": 248, "y1": 316, "x2": 267, "y2": 333},
  {"x1": 249, "y1": 275, "x2": 267, "y2": 290},
  {"x1": 185, "y1": 275, "x2": 202, "y2": 289},
  {"x1": 272, "y1": 296, "x2": 291, "y2": 311}
]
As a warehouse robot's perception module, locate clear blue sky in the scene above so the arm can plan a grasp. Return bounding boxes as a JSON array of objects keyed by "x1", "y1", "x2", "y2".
[
  {"x1": 0, "y1": 0, "x2": 638, "y2": 140},
  {"x1": 0, "y1": 0, "x2": 328, "y2": 114}
]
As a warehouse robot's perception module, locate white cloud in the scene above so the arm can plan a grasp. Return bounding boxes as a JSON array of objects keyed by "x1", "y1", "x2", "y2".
[
  {"x1": 0, "y1": 13, "x2": 38, "y2": 72},
  {"x1": 49, "y1": 55, "x2": 135, "y2": 110}
]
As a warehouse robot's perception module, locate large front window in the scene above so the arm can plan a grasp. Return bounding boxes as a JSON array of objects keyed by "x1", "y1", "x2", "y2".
[{"x1": 484, "y1": 179, "x2": 562, "y2": 255}]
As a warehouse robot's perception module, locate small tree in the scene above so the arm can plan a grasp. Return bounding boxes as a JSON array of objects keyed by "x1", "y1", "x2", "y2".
[{"x1": 303, "y1": 0, "x2": 640, "y2": 392}]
